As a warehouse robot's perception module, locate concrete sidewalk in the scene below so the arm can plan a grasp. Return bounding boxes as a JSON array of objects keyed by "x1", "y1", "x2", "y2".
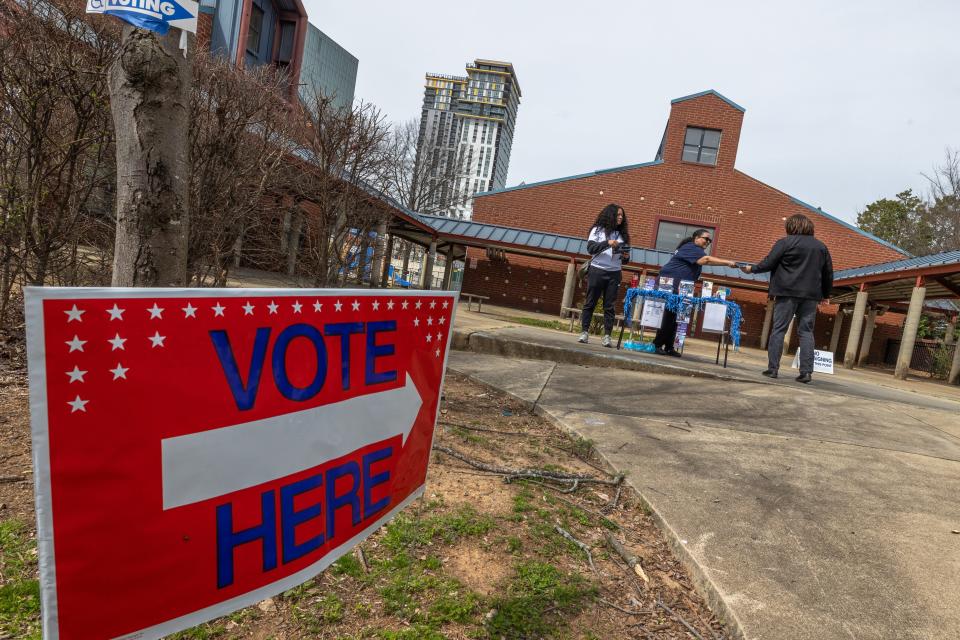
[
  {"x1": 452, "y1": 304, "x2": 960, "y2": 411},
  {"x1": 447, "y1": 350, "x2": 960, "y2": 640}
]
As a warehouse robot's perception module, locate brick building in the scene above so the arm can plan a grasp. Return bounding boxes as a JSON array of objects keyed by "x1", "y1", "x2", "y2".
[{"x1": 460, "y1": 90, "x2": 911, "y2": 350}]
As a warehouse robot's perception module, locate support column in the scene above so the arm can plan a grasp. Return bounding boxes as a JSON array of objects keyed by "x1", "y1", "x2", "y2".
[
  {"x1": 560, "y1": 260, "x2": 576, "y2": 318},
  {"x1": 759, "y1": 299, "x2": 774, "y2": 350},
  {"x1": 946, "y1": 316, "x2": 957, "y2": 345},
  {"x1": 844, "y1": 287, "x2": 869, "y2": 369},
  {"x1": 949, "y1": 339, "x2": 960, "y2": 385},
  {"x1": 829, "y1": 307, "x2": 845, "y2": 355},
  {"x1": 857, "y1": 307, "x2": 878, "y2": 367},
  {"x1": 894, "y1": 279, "x2": 927, "y2": 380},
  {"x1": 369, "y1": 221, "x2": 388, "y2": 289},
  {"x1": 421, "y1": 240, "x2": 437, "y2": 290},
  {"x1": 380, "y1": 234, "x2": 395, "y2": 288},
  {"x1": 441, "y1": 247, "x2": 455, "y2": 290},
  {"x1": 401, "y1": 241, "x2": 412, "y2": 282}
]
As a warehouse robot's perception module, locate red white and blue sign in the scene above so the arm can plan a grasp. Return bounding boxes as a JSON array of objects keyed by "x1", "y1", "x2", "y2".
[
  {"x1": 24, "y1": 287, "x2": 457, "y2": 639},
  {"x1": 86, "y1": 0, "x2": 199, "y2": 35}
]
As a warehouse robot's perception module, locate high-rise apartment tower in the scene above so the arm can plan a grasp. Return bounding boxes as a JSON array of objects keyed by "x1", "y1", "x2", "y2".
[{"x1": 416, "y1": 59, "x2": 521, "y2": 219}]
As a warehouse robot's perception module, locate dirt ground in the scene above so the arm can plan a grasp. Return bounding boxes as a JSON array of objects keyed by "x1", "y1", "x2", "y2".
[{"x1": 1, "y1": 356, "x2": 730, "y2": 639}]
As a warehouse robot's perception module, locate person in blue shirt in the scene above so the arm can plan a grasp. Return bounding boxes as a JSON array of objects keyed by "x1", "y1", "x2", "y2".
[
  {"x1": 653, "y1": 229, "x2": 739, "y2": 356},
  {"x1": 578, "y1": 204, "x2": 631, "y2": 347}
]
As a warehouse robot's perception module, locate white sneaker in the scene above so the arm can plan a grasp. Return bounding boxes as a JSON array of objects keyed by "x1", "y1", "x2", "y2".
[
  {"x1": 601, "y1": 334, "x2": 612, "y2": 348},
  {"x1": 578, "y1": 331, "x2": 589, "y2": 343}
]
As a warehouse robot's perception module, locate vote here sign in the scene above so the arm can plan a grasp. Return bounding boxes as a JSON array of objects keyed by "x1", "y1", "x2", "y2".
[{"x1": 24, "y1": 287, "x2": 457, "y2": 639}]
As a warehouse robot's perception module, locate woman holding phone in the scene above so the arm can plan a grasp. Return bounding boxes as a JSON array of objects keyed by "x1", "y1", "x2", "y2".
[{"x1": 578, "y1": 204, "x2": 631, "y2": 347}]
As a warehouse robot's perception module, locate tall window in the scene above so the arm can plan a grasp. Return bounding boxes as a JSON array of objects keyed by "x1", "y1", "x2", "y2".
[
  {"x1": 682, "y1": 127, "x2": 721, "y2": 166},
  {"x1": 246, "y1": 4, "x2": 265, "y2": 55},
  {"x1": 655, "y1": 221, "x2": 715, "y2": 254}
]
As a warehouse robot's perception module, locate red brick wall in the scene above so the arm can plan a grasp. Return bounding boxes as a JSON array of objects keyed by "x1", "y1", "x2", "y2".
[{"x1": 462, "y1": 92, "x2": 910, "y2": 349}]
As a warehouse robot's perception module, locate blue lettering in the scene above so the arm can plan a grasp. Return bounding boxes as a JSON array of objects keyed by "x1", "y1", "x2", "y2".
[
  {"x1": 365, "y1": 321, "x2": 397, "y2": 386},
  {"x1": 215, "y1": 490, "x2": 277, "y2": 589},
  {"x1": 280, "y1": 474, "x2": 324, "y2": 564},
  {"x1": 326, "y1": 461, "x2": 361, "y2": 540},
  {"x1": 210, "y1": 328, "x2": 271, "y2": 411},
  {"x1": 324, "y1": 323, "x2": 364, "y2": 391},
  {"x1": 272, "y1": 324, "x2": 328, "y2": 402},
  {"x1": 362, "y1": 447, "x2": 392, "y2": 520}
]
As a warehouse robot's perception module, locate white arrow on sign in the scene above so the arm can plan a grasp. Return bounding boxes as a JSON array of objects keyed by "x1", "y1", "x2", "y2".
[{"x1": 161, "y1": 374, "x2": 423, "y2": 509}]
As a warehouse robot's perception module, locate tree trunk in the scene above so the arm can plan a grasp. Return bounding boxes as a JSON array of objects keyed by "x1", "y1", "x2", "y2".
[{"x1": 109, "y1": 26, "x2": 191, "y2": 287}]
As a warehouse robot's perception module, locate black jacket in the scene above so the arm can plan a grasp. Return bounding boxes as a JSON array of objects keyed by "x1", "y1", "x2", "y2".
[{"x1": 753, "y1": 235, "x2": 834, "y2": 300}]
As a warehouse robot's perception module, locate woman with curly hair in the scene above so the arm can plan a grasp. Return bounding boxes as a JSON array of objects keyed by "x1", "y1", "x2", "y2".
[{"x1": 578, "y1": 204, "x2": 631, "y2": 347}]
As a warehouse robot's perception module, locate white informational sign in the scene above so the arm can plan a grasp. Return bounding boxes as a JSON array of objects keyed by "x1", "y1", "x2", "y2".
[
  {"x1": 87, "y1": 0, "x2": 199, "y2": 34},
  {"x1": 702, "y1": 302, "x2": 727, "y2": 333},
  {"x1": 791, "y1": 349, "x2": 835, "y2": 374},
  {"x1": 640, "y1": 299, "x2": 665, "y2": 328}
]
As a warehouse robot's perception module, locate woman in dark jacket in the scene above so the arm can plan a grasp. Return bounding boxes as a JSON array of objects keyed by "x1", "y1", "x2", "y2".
[
  {"x1": 653, "y1": 229, "x2": 740, "y2": 356},
  {"x1": 742, "y1": 213, "x2": 833, "y2": 382},
  {"x1": 578, "y1": 204, "x2": 630, "y2": 347}
]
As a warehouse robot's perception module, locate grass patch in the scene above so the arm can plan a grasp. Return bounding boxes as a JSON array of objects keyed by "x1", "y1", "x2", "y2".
[
  {"x1": 293, "y1": 593, "x2": 345, "y2": 631},
  {"x1": 0, "y1": 519, "x2": 40, "y2": 639},
  {"x1": 508, "y1": 316, "x2": 569, "y2": 331},
  {"x1": 381, "y1": 506, "x2": 493, "y2": 553},
  {"x1": 485, "y1": 561, "x2": 596, "y2": 639}
]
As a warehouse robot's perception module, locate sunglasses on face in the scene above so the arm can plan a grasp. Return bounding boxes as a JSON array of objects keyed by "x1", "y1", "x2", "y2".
[{"x1": 700, "y1": 237, "x2": 713, "y2": 244}]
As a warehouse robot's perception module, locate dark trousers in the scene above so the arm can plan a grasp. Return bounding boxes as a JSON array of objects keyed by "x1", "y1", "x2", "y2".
[
  {"x1": 767, "y1": 296, "x2": 818, "y2": 374},
  {"x1": 581, "y1": 266, "x2": 621, "y2": 334},
  {"x1": 653, "y1": 309, "x2": 679, "y2": 351}
]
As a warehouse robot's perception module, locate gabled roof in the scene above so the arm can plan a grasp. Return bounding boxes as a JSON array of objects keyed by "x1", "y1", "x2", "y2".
[
  {"x1": 670, "y1": 90, "x2": 746, "y2": 113},
  {"x1": 788, "y1": 196, "x2": 910, "y2": 257},
  {"x1": 475, "y1": 160, "x2": 664, "y2": 198}
]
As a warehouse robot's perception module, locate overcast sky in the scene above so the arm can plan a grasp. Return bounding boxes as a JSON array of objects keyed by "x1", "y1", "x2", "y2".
[{"x1": 303, "y1": 0, "x2": 958, "y2": 224}]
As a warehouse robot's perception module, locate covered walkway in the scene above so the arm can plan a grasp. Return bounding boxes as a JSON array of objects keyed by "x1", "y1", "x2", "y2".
[{"x1": 374, "y1": 204, "x2": 959, "y2": 384}]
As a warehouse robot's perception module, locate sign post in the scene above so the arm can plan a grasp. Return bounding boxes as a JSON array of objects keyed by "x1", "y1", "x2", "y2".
[{"x1": 25, "y1": 287, "x2": 457, "y2": 639}]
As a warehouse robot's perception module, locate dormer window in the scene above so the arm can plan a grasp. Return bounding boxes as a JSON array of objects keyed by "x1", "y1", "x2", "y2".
[{"x1": 682, "y1": 127, "x2": 721, "y2": 165}]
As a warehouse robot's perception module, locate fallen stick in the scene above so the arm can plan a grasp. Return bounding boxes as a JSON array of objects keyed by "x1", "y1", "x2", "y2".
[
  {"x1": 601, "y1": 483, "x2": 622, "y2": 513},
  {"x1": 354, "y1": 546, "x2": 369, "y2": 573},
  {"x1": 555, "y1": 525, "x2": 596, "y2": 574},
  {"x1": 433, "y1": 444, "x2": 623, "y2": 487},
  {"x1": 0, "y1": 475, "x2": 25, "y2": 484},
  {"x1": 657, "y1": 597, "x2": 706, "y2": 640},
  {"x1": 605, "y1": 532, "x2": 649, "y2": 584},
  {"x1": 598, "y1": 598, "x2": 651, "y2": 616},
  {"x1": 439, "y1": 420, "x2": 527, "y2": 436}
]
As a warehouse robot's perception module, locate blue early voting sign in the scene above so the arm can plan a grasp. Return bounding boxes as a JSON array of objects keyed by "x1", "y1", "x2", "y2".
[{"x1": 86, "y1": 0, "x2": 199, "y2": 35}]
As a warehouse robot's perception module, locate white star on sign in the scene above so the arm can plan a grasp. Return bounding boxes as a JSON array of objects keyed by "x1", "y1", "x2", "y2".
[
  {"x1": 182, "y1": 303, "x2": 197, "y2": 318},
  {"x1": 65, "y1": 304, "x2": 85, "y2": 323},
  {"x1": 415, "y1": 300, "x2": 422, "y2": 309},
  {"x1": 401, "y1": 300, "x2": 409, "y2": 310},
  {"x1": 110, "y1": 363, "x2": 129, "y2": 380},
  {"x1": 212, "y1": 302, "x2": 225, "y2": 317},
  {"x1": 439, "y1": 316, "x2": 446, "y2": 325},
  {"x1": 435, "y1": 348, "x2": 441, "y2": 358},
  {"x1": 371, "y1": 300, "x2": 380, "y2": 311},
  {"x1": 107, "y1": 304, "x2": 125, "y2": 321},
  {"x1": 66, "y1": 366, "x2": 87, "y2": 383},
  {"x1": 427, "y1": 316, "x2": 433, "y2": 326},
  {"x1": 148, "y1": 303, "x2": 164, "y2": 319},
  {"x1": 313, "y1": 300, "x2": 323, "y2": 312},
  {"x1": 430, "y1": 300, "x2": 436, "y2": 309},
  {"x1": 426, "y1": 333, "x2": 432, "y2": 343},
  {"x1": 436, "y1": 332, "x2": 442, "y2": 342},
  {"x1": 413, "y1": 317, "x2": 420, "y2": 327},
  {"x1": 334, "y1": 300, "x2": 343, "y2": 312},
  {"x1": 108, "y1": 334, "x2": 126, "y2": 351},
  {"x1": 292, "y1": 301, "x2": 303, "y2": 313},
  {"x1": 66, "y1": 335, "x2": 86, "y2": 352},
  {"x1": 442, "y1": 300, "x2": 449, "y2": 309},
  {"x1": 68, "y1": 395, "x2": 89, "y2": 413},
  {"x1": 386, "y1": 300, "x2": 395, "y2": 310},
  {"x1": 149, "y1": 332, "x2": 166, "y2": 348},
  {"x1": 267, "y1": 301, "x2": 279, "y2": 314},
  {"x1": 351, "y1": 300, "x2": 360, "y2": 312},
  {"x1": 242, "y1": 302, "x2": 255, "y2": 315}
]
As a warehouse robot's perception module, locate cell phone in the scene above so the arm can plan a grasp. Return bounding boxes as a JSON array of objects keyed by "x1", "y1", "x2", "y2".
[{"x1": 735, "y1": 262, "x2": 752, "y2": 268}]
